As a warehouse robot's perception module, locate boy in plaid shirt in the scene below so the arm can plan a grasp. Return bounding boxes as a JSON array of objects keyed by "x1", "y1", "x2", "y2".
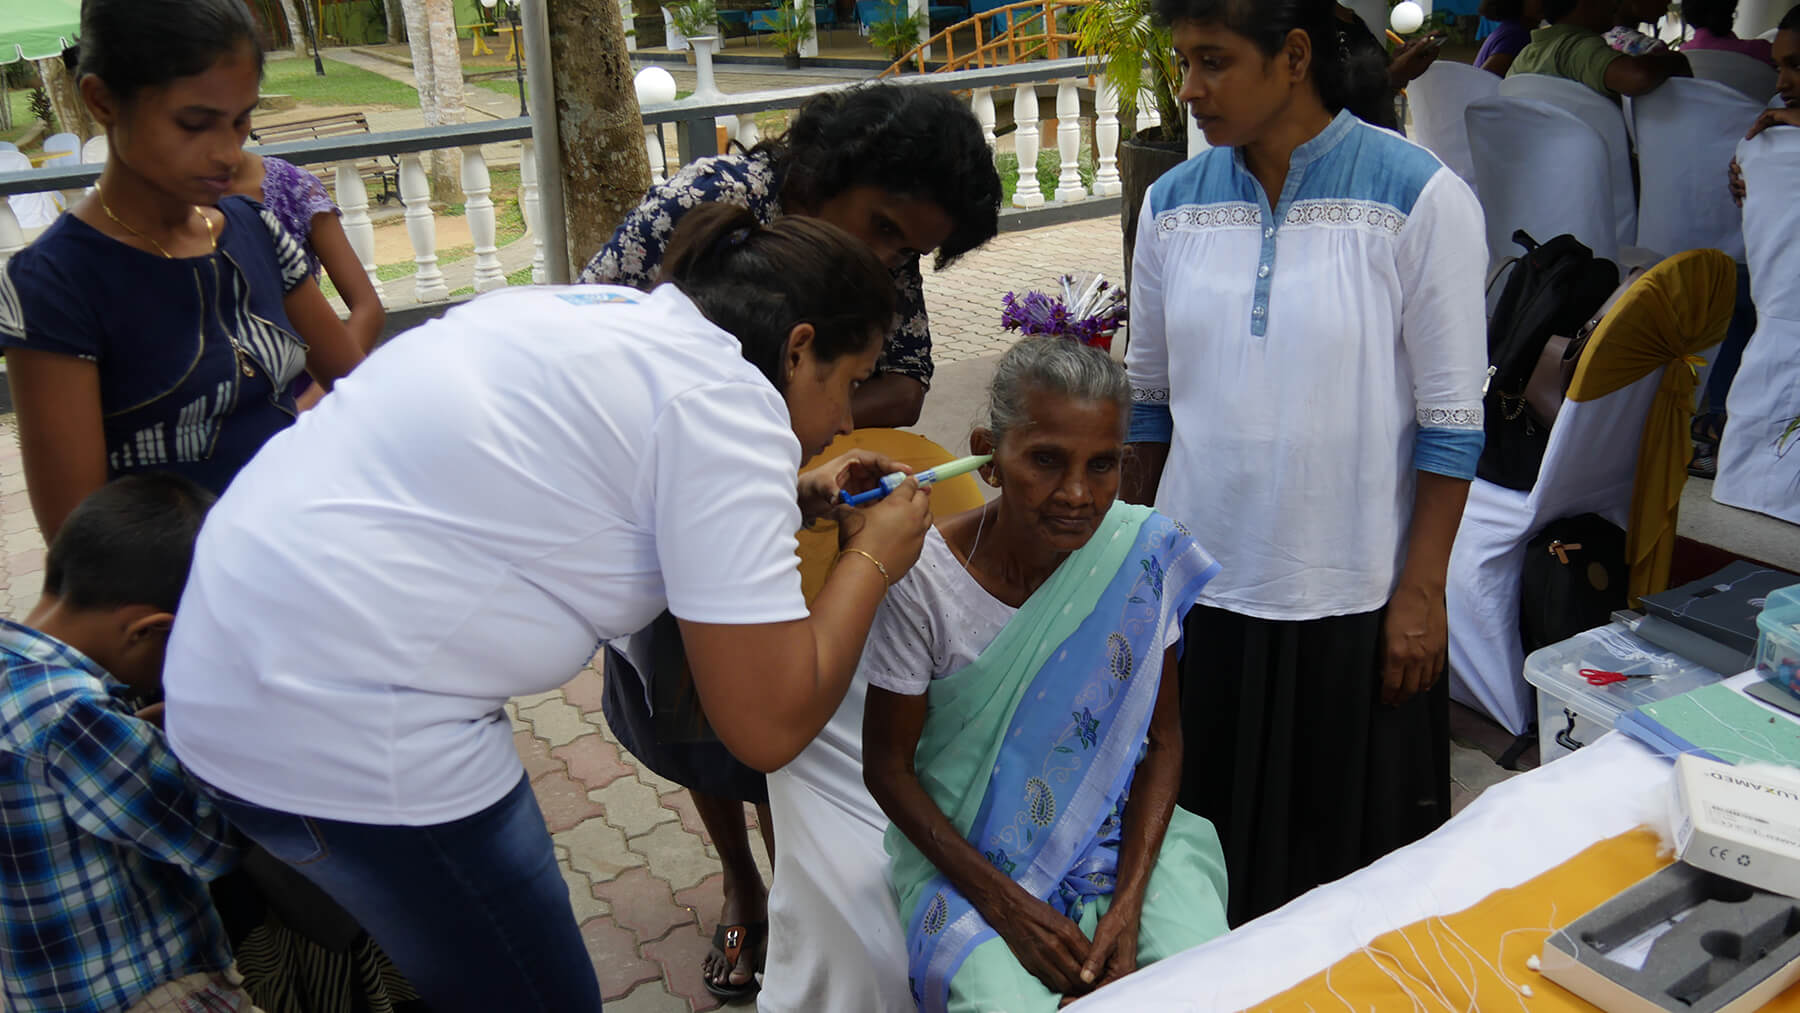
[{"x1": 0, "y1": 474, "x2": 253, "y2": 1013}]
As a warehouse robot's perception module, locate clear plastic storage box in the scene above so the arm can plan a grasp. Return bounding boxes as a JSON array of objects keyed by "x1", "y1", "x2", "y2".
[
  {"x1": 1756, "y1": 583, "x2": 1800, "y2": 698},
  {"x1": 1524, "y1": 621, "x2": 1725, "y2": 763}
]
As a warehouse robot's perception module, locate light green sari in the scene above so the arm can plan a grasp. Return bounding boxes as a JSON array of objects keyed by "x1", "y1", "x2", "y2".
[{"x1": 885, "y1": 502, "x2": 1230, "y2": 1012}]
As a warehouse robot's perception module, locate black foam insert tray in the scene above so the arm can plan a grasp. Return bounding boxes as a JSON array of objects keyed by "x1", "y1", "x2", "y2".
[{"x1": 1542, "y1": 864, "x2": 1800, "y2": 1012}]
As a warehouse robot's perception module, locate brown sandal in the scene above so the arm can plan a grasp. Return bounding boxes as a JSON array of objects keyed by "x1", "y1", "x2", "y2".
[{"x1": 704, "y1": 920, "x2": 766, "y2": 1003}]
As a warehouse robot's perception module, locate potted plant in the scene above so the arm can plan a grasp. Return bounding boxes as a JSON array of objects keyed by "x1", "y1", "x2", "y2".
[
  {"x1": 868, "y1": 0, "x2": 925, "y2": 63},
  {"x1": 665, "y1": 0, "x2": 721, "y2": 55},
  {"x1": 769, "y1": 0, "x2": 816, "y2": 67},
  {"x1": 1072, "y1": 0, "x2": 1185, "y2": 286}
]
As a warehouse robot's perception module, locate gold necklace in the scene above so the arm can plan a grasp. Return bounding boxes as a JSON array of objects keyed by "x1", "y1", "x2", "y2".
[
  {"x1": 94, "y1": 181, "x2": 215, "y2": 259},
  {"x1": 93, "y1": 181, "x2": 250, "y2": 379}
]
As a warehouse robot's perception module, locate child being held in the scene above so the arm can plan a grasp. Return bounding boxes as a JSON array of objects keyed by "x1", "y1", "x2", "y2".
[{"x1": 0, "y1": 474, "x2": 255, "y2": 1013}]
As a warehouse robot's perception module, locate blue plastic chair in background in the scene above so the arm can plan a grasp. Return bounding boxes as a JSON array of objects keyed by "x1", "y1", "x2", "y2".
[
  {"x1": 856, "y1": 0, "x2": 895, "y2": 33},
  {"x1": 717, "y1": 8, "x2": 752, "y2": 40},
  {"x1": 928, "y1": 3, "x2": 968, "y2": 26},
  {"x1": 970, "y1": 0, "x2": 1012, "y2": 34}
]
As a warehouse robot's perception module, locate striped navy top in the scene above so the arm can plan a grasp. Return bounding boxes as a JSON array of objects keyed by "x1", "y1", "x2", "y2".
[{"x1": 0, "y1": 196, "x2": 312, "y2": 495}]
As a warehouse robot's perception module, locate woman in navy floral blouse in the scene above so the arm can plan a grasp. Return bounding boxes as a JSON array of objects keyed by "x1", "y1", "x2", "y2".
[
  {"x1": 583, "y1": 82, "x2": 1001, "y2": 1002},
  {"x1": 582, "y1": 83, "x2": 1000, "y2": 430}
]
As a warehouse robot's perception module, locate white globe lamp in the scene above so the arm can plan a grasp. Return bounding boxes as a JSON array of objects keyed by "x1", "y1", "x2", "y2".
[
  {"x1": 1390, "y1": 1, "x2": 1426, "y2": 34},
  {"x1": 635, "y1": 66, "x2": 678, "y2": 108}
]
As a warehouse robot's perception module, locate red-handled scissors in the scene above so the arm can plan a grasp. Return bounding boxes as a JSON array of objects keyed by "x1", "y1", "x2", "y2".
[{"x1": 1582, "y1": 668, "x2": 1653, "y2": 686}]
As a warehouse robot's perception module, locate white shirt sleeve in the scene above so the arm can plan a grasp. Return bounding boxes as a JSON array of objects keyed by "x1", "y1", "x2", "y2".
[
  {"x1": 649, "y1": 380, "x2": 810, "y2": 625},
  {"x1": 1125, "y1": 196, "x2": 1173, "y2": 427},
  {"x1": 1394, "y1": 170, "x2": 1489, "y2": 434},
  {"x1": 858, "y1": 571, "x2": 940, "y2": 697}
]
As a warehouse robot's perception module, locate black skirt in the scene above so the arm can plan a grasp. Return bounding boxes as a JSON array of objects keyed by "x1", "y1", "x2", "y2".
[
  {"x1": 1178, "y1": 604, "x2": 1449, "y2": 926},
  {"x1": 600, "y1": 614, "x2": 769, "y2": 805}
]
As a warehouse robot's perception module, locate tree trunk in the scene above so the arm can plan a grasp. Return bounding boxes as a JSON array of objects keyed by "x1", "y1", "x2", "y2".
[
  {"x1": 277, "y1": 0, "x2": 311, "y2": 58},
  {"x1": 399, "y1": 0, "x2": 466, "y2": 197},
  {"x1": 547, "y1": 0, "x2": 652, "y2": 269},
  {"x1": 35, "y1": 57, "x2": 93, "y2": 140},
  {"x1": 399, "y1": 0, "x2": 438, "y2": 124},
  {"x1": 384, "y1": 0, "x2": 407, "y2": 43}
]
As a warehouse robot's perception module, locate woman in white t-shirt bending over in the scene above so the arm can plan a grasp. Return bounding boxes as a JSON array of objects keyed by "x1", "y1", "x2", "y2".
[{"x1": 161, "y1": 203, "x2": 933, "y2": 1013}]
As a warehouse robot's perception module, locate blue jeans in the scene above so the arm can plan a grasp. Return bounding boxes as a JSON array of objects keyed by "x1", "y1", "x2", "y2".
[{"x1": 207, "y1": 774, "x2": 602, "y2": 1013}]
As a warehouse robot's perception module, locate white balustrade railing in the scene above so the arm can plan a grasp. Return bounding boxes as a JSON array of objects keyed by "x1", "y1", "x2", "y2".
[{"x1": 0, "y1": 60, "x2": 1134, "y2": 311}]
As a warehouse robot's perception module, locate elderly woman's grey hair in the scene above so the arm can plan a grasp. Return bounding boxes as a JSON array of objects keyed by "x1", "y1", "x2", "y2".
[{"x1": 985, "y1": 337, "x2": 1130, "y2": 446}]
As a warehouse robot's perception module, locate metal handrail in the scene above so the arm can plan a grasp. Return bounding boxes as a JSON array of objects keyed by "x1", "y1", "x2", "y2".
[
  {"x1": 0, "y1": 58, "x2": 1094, "y2": 198},
  {"x1": 0, "y1": 118, "x2": 535, "y2": 196},
  {"x1": 880, "y1": 0, "x2": 1093, "y2": 77}
]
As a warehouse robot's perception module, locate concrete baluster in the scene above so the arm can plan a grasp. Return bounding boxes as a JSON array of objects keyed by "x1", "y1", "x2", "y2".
[
  {"x1": 1054, "y1": 79, "x2": 1084, "y2": 202},
  {"x1": 1138, "y1": 88, "x2": 1162, "y2": 128},
  {"x1": 398, "y1": 152, "x2": 449, "y2": 303},
  {"x1": 973, "y1": 87, "x2": 997, "y2": 150},
  {"x1": 0, "y1": 200, "x2": 23, "y2": 268},
  {"x1": 1012, "y1": 83, "x2": 1043, "y2": 208},
  {"x1": 521, "y1": 138, "x2": 548, "y2": 285},
  {"x1": 1092, "y1": 79, "x2": 1123, "y2": 197},
  {"x1": 333, "y1": 163, "x2": 385, "y2": 301},
  {"x1": 461, "y1": 147, "x2": 507, "y2": 292}
]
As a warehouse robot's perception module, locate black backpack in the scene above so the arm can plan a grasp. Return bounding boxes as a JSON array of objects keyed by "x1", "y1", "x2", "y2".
[
  {"x1": 1477, "y1": 231, "x2": 1620, "y2": 491},
  {"x1": 1519, "y1": 514, "x2": 1630, "y2": 653}
]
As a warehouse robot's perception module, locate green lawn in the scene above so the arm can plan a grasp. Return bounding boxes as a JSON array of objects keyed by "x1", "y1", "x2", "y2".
[
  {"x1": 1, "y1": 90, "x2": 42, "y2": 148},
  {"x1": 263, "y1": 55, "x2": 420, "y2": 109},
  {"x1": 473, "y1": 77, "x2": 529, "y2": 103}
]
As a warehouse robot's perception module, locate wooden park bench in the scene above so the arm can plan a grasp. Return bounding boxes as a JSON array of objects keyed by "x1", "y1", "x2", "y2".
[{"x1": 251, "y1": 112, "x2": 398, "y2": 204}]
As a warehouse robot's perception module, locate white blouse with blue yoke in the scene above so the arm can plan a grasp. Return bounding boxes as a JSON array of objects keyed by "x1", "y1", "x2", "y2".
[{"x1": 1124, "y1": 110, "x2": 1489, "y2": 623}]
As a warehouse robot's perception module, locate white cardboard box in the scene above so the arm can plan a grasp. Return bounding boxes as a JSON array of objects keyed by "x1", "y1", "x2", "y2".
[{"x1": 1672, "y1": 753, "x2": 1800, "y2": 899}]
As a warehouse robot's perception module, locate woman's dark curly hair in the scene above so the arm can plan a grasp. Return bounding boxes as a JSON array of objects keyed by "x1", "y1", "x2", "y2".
[{"x1": 754, "y1": 84, "x2": 1002, "y2": 271}]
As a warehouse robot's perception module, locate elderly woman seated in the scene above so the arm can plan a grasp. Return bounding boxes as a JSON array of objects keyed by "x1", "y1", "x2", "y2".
[{"x1": 860, "y1": 337, "x2": 1229, "y2": 1012}]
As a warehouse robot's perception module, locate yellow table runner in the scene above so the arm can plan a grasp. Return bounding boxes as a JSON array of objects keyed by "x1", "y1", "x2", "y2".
[{"x1": 1253, "y1": 828, "x2": 1800, "y2": 1012}]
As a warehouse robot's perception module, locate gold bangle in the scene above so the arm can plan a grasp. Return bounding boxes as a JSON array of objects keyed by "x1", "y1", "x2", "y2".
[{"x1": 838, "y1": 547, "x2": 891, "y2": 586}]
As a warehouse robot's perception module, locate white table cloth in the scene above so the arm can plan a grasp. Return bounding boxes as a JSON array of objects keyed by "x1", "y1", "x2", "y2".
[{"x1": 1069, "y1": 734, "x2": 1670, "y2": 1011}]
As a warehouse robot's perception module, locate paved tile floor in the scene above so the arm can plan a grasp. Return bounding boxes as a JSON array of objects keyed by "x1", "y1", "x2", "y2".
[{"x1": 0, "y1": 215, "x2": 1525, "y2": 1012}]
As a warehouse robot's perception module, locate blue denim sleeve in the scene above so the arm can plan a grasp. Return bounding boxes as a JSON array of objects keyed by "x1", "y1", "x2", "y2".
[
  {"x1": 1128, "y1": 404, "x2": 1173, "y2": 444},
  {"x1": 1413, "y1": 427, "x2": 1485, "y2": 480}
]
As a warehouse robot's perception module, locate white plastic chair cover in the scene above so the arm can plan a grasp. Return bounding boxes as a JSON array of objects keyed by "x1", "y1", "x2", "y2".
[
  {"x1": 1408, "y1": 61, "x2": 1499, "y2": 196},
  {"x1": 1685, "y1": 49, "x2": 1780, "y2": 102},
  {"x1": 0, "y1": 141, "x2": 17, "y2": 153},
  {"x1": 1714, "y1": 127, "x2": 1800, "y2": 524},
  {"x1": 1467, "y1": 95, "x2": 1619, "y2": 266},
  {"x1": 41, "y1": 132, "x2": 80, "y2": 167},
  {"x1": 80, "y1": 135, "x2": 108, "y2": 165},
  {"x1": 1446, "y1": 365, "x2": 1665, "y2": 733},
  {"x1": 0, "y1": 150, "x2": 60, "y2": 229},
  {"x1": 761, "y1": 678, "x2": 915, "y2": 1013},
  {"x1": 1633, "y1": 78, "x2": 1766, "y2": 260},
  {"x1": 1501, "y1": 74, "x2": 1639, "y2": 250}
]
